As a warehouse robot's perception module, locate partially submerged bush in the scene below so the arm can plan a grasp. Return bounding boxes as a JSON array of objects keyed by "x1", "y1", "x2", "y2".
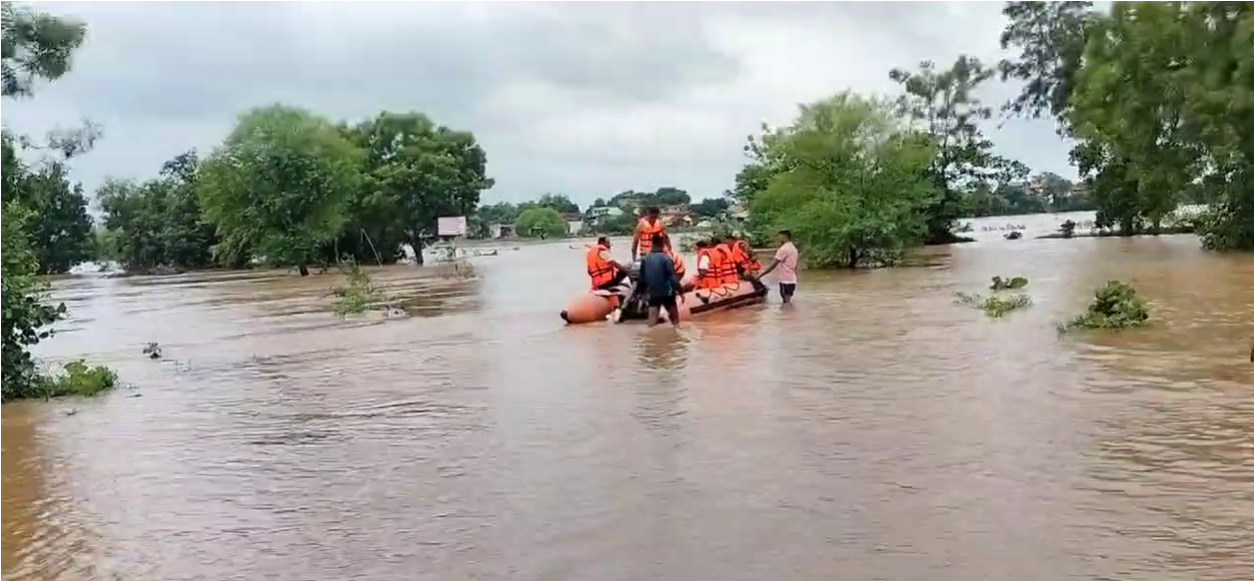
[
  {"x1": 33, "y1": 360, "x2": 119, "y2": 399},
  {"x1": 956, "y1": 276, "x2": 1032, "y2": 318},
  {"x1": 143, "y1": 342, "x2": 163, "y2": 359},
  {"x1": 1064, "y1": 280, "x2": 1149, "y2": 330},
  {"x1": 330, "y1": 257, "x2": 380, "y2": 317},
  {"x1": 955, "y1": 292, "x2": 1033, "y2": 318},
  {"x1": 990, "y1": 276, "x2": 1028, "y2": 291}
]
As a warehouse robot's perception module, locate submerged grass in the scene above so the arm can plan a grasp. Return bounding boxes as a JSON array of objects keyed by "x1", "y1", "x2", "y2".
[
  {"x1": 331, "y1": 258, "x2": 381, "y2": 317},
  {"x1": 33, "y1": 360, "x2": 119, "y2": 399},
  {"x1": 955, "y1": 291, "x2": 1033, "y2": 318},
  {"x1": 955, "y1": 276, "x2": 1033, "y2": 318},
  {"x1": 1062, "y1": 280, "x2": 1149, "y2": 331}
]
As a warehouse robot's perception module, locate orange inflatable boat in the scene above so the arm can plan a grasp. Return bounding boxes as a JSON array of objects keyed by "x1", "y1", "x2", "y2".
[{"x1": 560, "y1": 273, "x2": 769, "y2": 325}]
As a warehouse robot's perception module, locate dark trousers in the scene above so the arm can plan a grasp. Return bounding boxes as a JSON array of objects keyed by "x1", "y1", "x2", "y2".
[{"x1": 594, "y1": 271, "x2": 629, "y2": 291}]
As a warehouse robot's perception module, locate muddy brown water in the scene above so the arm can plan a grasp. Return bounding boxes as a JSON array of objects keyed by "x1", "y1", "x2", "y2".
[{"x1": 4, "y1": 219, "x2": 1254, "y2": 580}]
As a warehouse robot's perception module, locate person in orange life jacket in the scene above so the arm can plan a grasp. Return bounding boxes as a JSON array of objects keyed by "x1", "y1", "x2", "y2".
[
  {"x1": 696, "y1": 237, "x2": 733, "y2": 288},
  {"x1": 586, "y1": 236, "x2": 631, "y2": 291},
  {"x1": 630, "y1": 206, "x2": 666, "y2": 263},
  {"x1": 725, "y1": 234, "x2": 762, "y2": 277},
  {"x1": 710, "y1": 236, "x2": 740, "y2": 285}
]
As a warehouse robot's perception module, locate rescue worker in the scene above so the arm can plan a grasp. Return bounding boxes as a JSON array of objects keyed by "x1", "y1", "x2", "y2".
[
  {"x1": 711, "y1": 236, "x2": 740, "y2": 285},
  {"x1": 726, "y1": 234, "x2": 762, "y2": 278},
  {"x1": 586, "y1": 236, "x2": 631, "y2": 291},
  {"x1": 630, "y1": 206, "x2": 666, "y2": 263}
]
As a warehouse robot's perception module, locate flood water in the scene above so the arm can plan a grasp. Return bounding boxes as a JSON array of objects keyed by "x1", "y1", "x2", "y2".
[{"x1": 4, "y1": 212, "x2": 1253, "y2": 581}]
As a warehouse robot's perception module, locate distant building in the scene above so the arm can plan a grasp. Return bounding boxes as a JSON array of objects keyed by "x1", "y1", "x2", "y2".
[{"x1": 489, "y1": 223, "x2": 516, "y2": 239}]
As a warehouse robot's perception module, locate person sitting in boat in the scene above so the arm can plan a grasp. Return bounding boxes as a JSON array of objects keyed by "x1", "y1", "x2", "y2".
[
  {"x1": 630, "y1": 206, "x2": 666, "y2": 263},
  {"x1": 725, "y1": 233, "x2": 762, "y2": 278},
  {"x1": 696, "y1": 237, "x2": 737, "y2": 289},
  {"x1": 711, "y1": 237, "x2": 740, "y2": 285},
  {"x1": 586, "y1": 236, "x2": 631, "y2": 291}
]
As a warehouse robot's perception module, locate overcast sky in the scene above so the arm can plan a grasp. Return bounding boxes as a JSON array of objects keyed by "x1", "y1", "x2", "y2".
[{"x1": 3, "y1": 1, "x2": 1076, "y2": 207}]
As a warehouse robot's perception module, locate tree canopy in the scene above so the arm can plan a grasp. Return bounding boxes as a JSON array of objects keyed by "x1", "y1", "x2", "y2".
[{"x1": 747, "y1": 93, "x2": 940, "y2": 268}]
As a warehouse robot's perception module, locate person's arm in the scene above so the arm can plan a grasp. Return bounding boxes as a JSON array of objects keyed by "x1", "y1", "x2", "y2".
[
  {"x1": 601, "y1": 249, "x2": 630, "y2": 273},
  {"x1": 758, "y1": 258, "x2": 780, "y2": 278},
  {"x1": 630, "y1": 226, "x2": 642, "y2": 261},
  {"x1": 696, "y1": 253, "x2": 711, "y2": 275},
  {"x1": 759, "y1": 247, "x2": 786, "y2": 277}
]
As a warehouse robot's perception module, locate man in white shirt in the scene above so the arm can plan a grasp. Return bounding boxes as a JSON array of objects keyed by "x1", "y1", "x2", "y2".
[{"x1": 757, "y1": 229, "x2": 799, "y2": 304}]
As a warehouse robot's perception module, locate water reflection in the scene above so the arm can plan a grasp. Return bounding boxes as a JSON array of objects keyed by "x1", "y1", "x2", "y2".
[{"x1": 3, "y1": 219, "x2": 1254, "y2": 580}]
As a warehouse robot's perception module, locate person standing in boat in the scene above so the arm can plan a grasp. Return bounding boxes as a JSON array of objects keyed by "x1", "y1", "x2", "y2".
[
  {"x1": 638, "y1": 233, "x2": 683, "y2": 327},
  {"x1": 756, "y1": 229, "x2": 799, "y2": 304},
  {"x1": 630, "y1": 206, "x2": 666, "y2": 264}
]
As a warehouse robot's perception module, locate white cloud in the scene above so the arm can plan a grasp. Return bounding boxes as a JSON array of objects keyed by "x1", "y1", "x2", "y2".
[{"x1": 2, "y1": 1, "x2": 1076, "y2": 210}]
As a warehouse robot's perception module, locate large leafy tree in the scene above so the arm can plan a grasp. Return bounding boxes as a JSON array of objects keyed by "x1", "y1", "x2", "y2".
[
  {"x1": 347, "y1": 112, "x2": 494, "y2": 265},
  {"x1": 514, "y1": 206, "x2": 567, "y2": 239},
  {"x1": 98, "y1": 150, "x2": 220, "y2": 272},
  {"x1": 198, "y1": 105, "x2": 360, "y2": 275},
  {"x1": 1, "y1": 1, "x2": 89, "y2": 400},
  {"x1": 748, "y1": 92, "x2": 939, "y2": 268},
  {"x1": 890, "y1": 55, "x2": 1028, "y2": 243},
  {"x1": 1, "y1": 1, "x2": 86, "y2": 98},
  {"x1": 12, "y1": 158, "x2": 94, "y2": 273},
  {"x1": 535, "y1": 193, "x2": 579, "y2": 214}
]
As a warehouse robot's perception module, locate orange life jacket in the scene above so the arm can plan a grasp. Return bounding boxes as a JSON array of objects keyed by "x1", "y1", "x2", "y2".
[
  {"x1": 586, "y1": 244, "x2": 618, "y2": 288},
  {"x1": 733, "y1": 239, "x2": 762, "y2": 271},
  {"x1": 635, "y1": 218, "x2": 665, "y2": 255},
  {"x1": 714, "y1": 244, "x2": 740, "y2": 284},
  {"x1": 665, "y1": 248, "x2": 686, "y2": 278},
  {"x1": 696, "y1": 248, "x2": 721, "y2": 289}
]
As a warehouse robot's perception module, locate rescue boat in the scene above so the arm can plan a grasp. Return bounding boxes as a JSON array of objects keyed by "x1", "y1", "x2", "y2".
[{"x1": 559, "y1": 272, "x2": 769, "y2": 325}]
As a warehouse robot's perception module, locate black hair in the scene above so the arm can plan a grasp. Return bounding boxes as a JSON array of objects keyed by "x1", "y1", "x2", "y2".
[
  {"x1": 695, "y1": 240, "x2": 709, "y2": 249},
  {"x1": 708, "y1": 236, "x2": 722, "y2": 245},
  {"x1": 778, "y1": 229, "x2": 792, "y2": 239},
  {"x1": 597, "y1": 236, "x2": 610, "y2": 246},
  {"x1": 646, "y1": 206, "x2": 660, "y2": 216},
  {"x1": 650, "y1": 232, "x2": 666, "y2": 249}
]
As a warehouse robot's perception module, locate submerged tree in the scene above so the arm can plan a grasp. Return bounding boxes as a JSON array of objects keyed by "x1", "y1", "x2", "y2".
[
  {"x1": 890, "y1": 55, "x2": 1029, "y2": 244},
  {"x1": 346, "y1": 111, "x2": 493, "y2": 266},
  {"x1": 747, "y1": 92, "x2": 939, "y2": 268},
  {"x1": 198, "y1": 105, "x2": 361, "y2": 275}
]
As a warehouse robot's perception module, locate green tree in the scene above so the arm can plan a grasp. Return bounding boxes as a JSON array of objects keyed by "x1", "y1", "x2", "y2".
[
  {"x1": 1, "y1": 1, "x2": 86, "y2": 98},
  {"x1": 98, "y1": 151, "x2": 219, "y2": 272},
  {"x1": 1170, "y1": 2, "x2": 1254, "y2": 250},
  {"x1": 998, "y1": 1, "x2": 1100, "y2": 123},
  {"x1": 1, "y1": 2, "x2": 97, "y2": 401},
  {"x1": 890, "y1": 55, "x2": 1029, "y2": 243},
  {"x1": 747, "y1": 93, "x2": 939, "y2": 268},
  {"x1": 514, "y1": 207, "x2": 567, "y2": 239},
  {"x1": 18, "y1": 160, "x2": 94, "y2": 273},
  {"x1": 198, "y1": 105, "x2": 360, "y2": 275},
  {"x1": 536, "y1": 193, "x2": 579, "y2": 214},
  {"x1": 346, "y1": 111, "x2": 494, "y2": 266}
]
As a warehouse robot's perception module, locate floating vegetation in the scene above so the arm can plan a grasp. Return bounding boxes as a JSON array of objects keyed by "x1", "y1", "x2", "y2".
[
  {"x1": 954, "y1": 292, "x2": 1033, "y2": 318},
  {"x1": 34, "y1": 360, "x2": 119, "y2": 399},
  {"x1": 143, "y1": 342, "x2": 163, "y2": 359},
  {"x1": 990, "y1": 276, "x2": 1028, "y2": 291},
  {"x1": 1063, "y1": 280, "x2": 1149, "y2": 331},
  {"x1": 330, "y1": 257, "x2": 381, "y2": 317}
]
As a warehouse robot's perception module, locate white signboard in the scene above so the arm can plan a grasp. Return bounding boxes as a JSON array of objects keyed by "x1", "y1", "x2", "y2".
[{"x1": 437, "y1": 216, "x2": 467, "y2": 237}]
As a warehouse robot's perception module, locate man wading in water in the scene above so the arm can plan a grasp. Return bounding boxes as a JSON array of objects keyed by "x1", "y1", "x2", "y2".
[{"x1": 638, "y1": 232, "x2": 683, "y2": 327}]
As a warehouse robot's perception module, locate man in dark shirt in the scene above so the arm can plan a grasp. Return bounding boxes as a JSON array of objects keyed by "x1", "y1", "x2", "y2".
[{"x1": 638, "y1": 233, "x2": 682, "y2": 327}]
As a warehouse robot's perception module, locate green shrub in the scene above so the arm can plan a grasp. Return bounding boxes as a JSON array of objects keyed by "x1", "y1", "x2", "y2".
[
  {"x1": 33, "y1": 360, "x2": 119, "y2": 399},
  {"x1": 1064, "y1": 280, "x2": 1149, "y2": 330}
]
